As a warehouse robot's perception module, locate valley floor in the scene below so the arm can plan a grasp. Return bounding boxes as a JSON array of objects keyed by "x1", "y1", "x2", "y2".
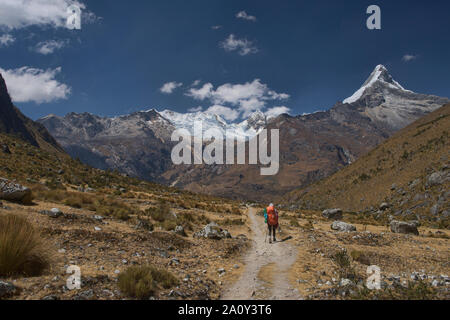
[{"x1": 1, "y1": 199, "x2": 449, "y2": 300}]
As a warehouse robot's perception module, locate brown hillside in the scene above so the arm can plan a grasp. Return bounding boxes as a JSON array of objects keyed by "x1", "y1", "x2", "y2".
[{"x1": 285, "y1": 104, "x2": 450, "y2": 227}]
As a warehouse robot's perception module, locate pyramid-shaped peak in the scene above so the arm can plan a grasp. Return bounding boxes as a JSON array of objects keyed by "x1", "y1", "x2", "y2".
[
  {"x1": 344, "y1": 64, "x2": 408, "y2": 104},
  {"x1": 362, "y1": 64, "x2": 398, "y2": 88}
]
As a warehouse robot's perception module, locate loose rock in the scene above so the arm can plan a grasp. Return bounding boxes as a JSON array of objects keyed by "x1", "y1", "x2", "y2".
[
  {"x1": 322, "y1": 209, "x2": 343, "y2": 220},
  {"x1": 331, "y1": 221, "x2": 356, "y2": 232}
]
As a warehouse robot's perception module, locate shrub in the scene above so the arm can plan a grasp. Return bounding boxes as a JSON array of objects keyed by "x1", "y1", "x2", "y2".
[
  {"x1": 350, "y1": 250, "x2": 371, "y2": 265},
  {"x1": 0, "y1": 214, "x2": 49, "y2": 277},
  {"x1": 147, "y1": 201, "x2": 174, "y2": 222},
  {"x1": 332, "y1": 250, "x2": 358, "y2": 281},
  {"x1": 118, "y1": 265, "x2": 179, "y2": 299}
]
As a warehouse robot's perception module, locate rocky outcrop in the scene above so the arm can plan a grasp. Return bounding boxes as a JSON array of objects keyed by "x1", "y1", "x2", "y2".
[
  {"x1": 390, "y1": 220, "x2": 419, "y2": 235},
  {"x1": 0, "y1": 178, "x2": 32, "y2": 204},
  {"x1": 0, "y1": 73, "x2": 63, "y2": 153}
]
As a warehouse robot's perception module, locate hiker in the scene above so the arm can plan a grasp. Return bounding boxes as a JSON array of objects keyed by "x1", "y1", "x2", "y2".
[{"x1": 265, "y1": 203, "x2": 279, "y2": 244}]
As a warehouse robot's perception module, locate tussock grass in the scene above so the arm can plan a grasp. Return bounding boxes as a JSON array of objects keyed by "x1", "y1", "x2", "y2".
[
  {"x1": 0, "y1": 214, "x2": 49, "y2": 277},
  {"x1": 118, "y1": 265, "x2": 179, "y2": 299}
]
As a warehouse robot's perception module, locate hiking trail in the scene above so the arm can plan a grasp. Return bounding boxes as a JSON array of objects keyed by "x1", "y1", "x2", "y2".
[{"x1": 221, "y1": 208, "x2": 303, "y2": 300}]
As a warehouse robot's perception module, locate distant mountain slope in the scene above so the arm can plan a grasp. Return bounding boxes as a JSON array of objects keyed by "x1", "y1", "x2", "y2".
[
  {"x1": 284, "y1": 104, "x2": 449, "y2": 224},
  {"x1": 38, "y1": 108, "x2": 269, "y2": 183},
  {"x1": 38, "y1": 110, "x2": 176, "y2": 182},
  {"x1": 0, "y1": 73, "x2": 63, "y2": 153},
  {"x1": 38, "y1": 65, "x2": 449, "y2": 201},
  {"x1": 165, "y1": 66, "x2": 449, "y2": 201}
]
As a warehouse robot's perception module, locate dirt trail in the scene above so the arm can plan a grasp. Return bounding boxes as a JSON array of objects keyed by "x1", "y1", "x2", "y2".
[{"x1": 221, "y1": 208, "x2": 303, "y2": 300}]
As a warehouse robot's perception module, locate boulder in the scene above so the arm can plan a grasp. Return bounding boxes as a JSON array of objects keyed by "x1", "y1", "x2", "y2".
[
  {"x1": 331, "y1": 221, "x2": 356, "y2": 232},
  {"x1": 322, "y1": 209, "x2": 343, "y2": 220},
  {"x1": 379, "y1": 203, "x2": 390, "y2": 211},
  {"x1": 40, "y1": 208, "x2": 63, "y2": 218},
  {"x1": 427, "y1": 171, "x2": 448, "y2": 187},
  {"x1": 174, "y1": 225, "x2": 187, "y2": 237},
  {"x1": 390, "y1": 220, "x2": 419, "y2": 235},
  {"x1": 0, "y1": 281, "x2": 17, "y2": 299},
  {"x1": 1, "y1": 144, "x2": 11, "y2": 154},
  {"x1": 0, "y1": 178, "x2": 32, "y2": 204},
  {"x1": 430, "y1": 204, "x2": 440, "y2": 216},
  {"x1": 194, "y1": 222, "x2": 232, "y2": 240}
]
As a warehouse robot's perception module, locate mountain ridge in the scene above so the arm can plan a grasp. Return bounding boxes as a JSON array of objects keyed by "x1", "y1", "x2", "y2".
[
  {"x1": 37, "y1": 65, "x2": 450, "y2": 200},
  {"x1": 0, "y1": 73, "x2": 64, "y2": 154}
]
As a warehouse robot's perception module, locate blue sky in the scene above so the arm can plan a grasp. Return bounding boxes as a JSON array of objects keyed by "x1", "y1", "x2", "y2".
[{"x1": 0, "y1": 0, "x2": 449, "y2": 121}]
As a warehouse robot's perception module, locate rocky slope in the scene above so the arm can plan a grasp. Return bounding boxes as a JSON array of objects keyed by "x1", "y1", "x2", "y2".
[
  {"x1": 284, "y1": 104, "x2": 450, "y2": 227},
  {"x1": 38, "y1": 110, "x2": 176, "y2": 182},
  {"x1": 0, "y1": 73, "x2": 63, "y2": 153}
]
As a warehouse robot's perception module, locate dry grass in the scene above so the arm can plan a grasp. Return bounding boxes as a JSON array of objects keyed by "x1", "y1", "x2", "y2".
[
  {"x1": 286, "y1": 104, "x2": 450, "y2": 228},
  {"x1": 0, "y1": 214, "x2": 49, "y2": 277},
  {"x1": 118, "y1": 265, "x2": 179, "y2": 299},
  {"x1": 353, "y1": 280, "x2": 437, "y2": 300},
  {"x1": 350, "y1": 250, "x2": 371, "y2": 266}
]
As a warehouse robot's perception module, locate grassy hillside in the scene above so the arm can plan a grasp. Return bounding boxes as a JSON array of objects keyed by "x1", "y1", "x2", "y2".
[
  {"x1": 0, "y1": 132, "x2": 241, "y2": 214},
  {"x1": 285, "y1": 104, "x2": 449, "y2": 228}
]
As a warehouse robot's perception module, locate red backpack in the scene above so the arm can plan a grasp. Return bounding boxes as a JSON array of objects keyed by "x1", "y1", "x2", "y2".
[{"x1": 267, "y1": 206, "x2": 278, "y2": 226}]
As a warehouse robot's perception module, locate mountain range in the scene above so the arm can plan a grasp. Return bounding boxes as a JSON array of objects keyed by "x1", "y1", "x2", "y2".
[{"x1": 31, "y1": 65, "x2": 450, "y2": 200}]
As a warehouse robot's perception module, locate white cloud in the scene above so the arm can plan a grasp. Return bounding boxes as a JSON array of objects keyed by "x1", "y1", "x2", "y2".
[
  {"x1": 0, "y1": 34, "x2": 15, "y2": 47},
  {"x1": 220, "y1": 34, "x2": 258, "y2": 56},
  {"x1": 402, "y1": 54, "x2": 418, "y2": 62},
  {"x1": 236, "y1": 11, "x2": 257, "y2": 22},
  {"x1": 34, "y1": 39, "x2": 67, "y2": 55},
  {"x1": 0, "y1": 66, "x2": 71, "y2": 103},
  {"x1": 206, "y1": 105, "x2": 240, "y2": 121},
  {"x1": 265, "y1": 106, "x2": 291, "y2": 119},
  {"x1": 0, "y1": 0, "x2": 95, "y2": 30},
  {"x1": 188, "y1": 106, "x2": 203, "y2": 113},
  {"x1": 160, "y1": 81, "x2": 183, "y2": 94},
  {"x1": 211, "y1": 25, "x2": 222, "y2": 30},
  {"x1": 191, "y1": 79, "x2": 201, "y2": 87},
  {"x1": 239, "y1": 97, "x2": 266, "y2": 118},
  {"x1": 187, "y1": 83, "x2": 214, "y2": 100},
  {"x1": 186, "y1": 79, "x2": 290, "y2": 119}
]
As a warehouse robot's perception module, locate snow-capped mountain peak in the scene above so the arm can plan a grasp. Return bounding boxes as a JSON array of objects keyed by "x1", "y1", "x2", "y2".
[
  {"x1": 159, "y1": 109, "x2": 266, "y2": 140},
  {"x1": 344, "y1": 65, "x2": 411, "y2": 104}
]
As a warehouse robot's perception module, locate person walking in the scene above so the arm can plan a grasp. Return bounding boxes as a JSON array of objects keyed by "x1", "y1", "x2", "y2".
[{"x1": 266, "y1": 203, "x2": 279, "y2": 244}]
